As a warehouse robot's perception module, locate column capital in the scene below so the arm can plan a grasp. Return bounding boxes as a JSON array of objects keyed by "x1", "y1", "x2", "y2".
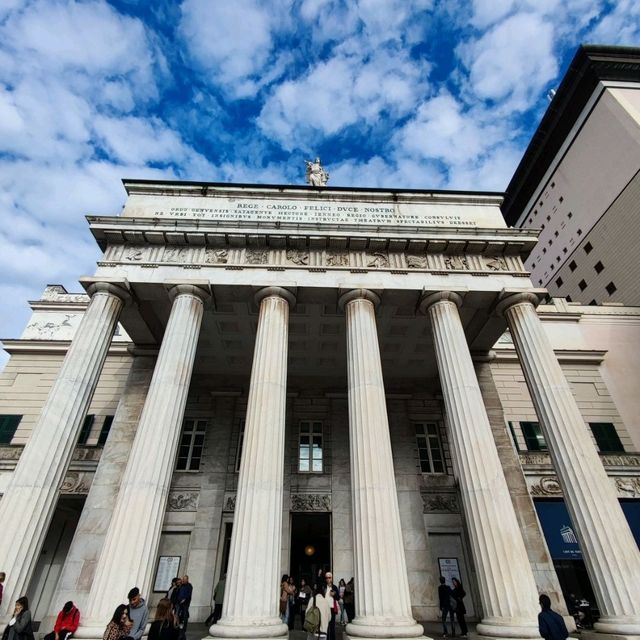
[
  {"x1": 495, "y1": 289, "x2": 544, "y2": 317},
  {"x1": 418, "y1": 290, "x2": 464, "y2": 314},
  {"x1": 167, "y1": 283, "x2": 211, "y2": 303},
  {"x1": 338, "y1": 288, "x2": 380, "y2": 310},
  {"x1": 254, "y1": 286, "x2": 296, "y2": 307},
  {"x1": 80, "y1": 278, "x2": 130, "y2": 304}
]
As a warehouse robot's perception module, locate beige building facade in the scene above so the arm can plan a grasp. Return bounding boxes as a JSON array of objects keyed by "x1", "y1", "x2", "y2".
[
  {"x1": 0, "y1": 180, "x2": 639, "y2": 640},
  {"x1": 503, "y1": 45, "x2": 640, "y2": 307}
]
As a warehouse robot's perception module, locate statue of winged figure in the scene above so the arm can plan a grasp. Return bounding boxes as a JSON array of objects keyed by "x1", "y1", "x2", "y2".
[{"x1": 305, "y1": 157, "x2": 329, "y2": 186}]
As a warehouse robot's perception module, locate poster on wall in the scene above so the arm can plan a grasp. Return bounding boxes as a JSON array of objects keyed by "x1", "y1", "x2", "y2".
[
  {"x1": 154, "y1": 556, "x2": 181, "y2": 592},
  {"x1": 438, "y1": 557, "x2": 460, "y2": 586}
]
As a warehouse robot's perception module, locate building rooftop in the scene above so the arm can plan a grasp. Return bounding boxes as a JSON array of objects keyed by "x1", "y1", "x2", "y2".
[{"x1": 501, "y1": 44, "x2": 640, "y2": 226}]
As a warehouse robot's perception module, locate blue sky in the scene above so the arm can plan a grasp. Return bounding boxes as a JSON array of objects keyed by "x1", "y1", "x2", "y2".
[{"x1": 1, "y1": 0, "x2": 639, "y2": 367}]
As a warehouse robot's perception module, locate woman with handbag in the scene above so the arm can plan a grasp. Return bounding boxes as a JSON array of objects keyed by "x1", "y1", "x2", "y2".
[
  {"x1": 2, "y1": 597, "x2": 34, "y2": 640},
  {"x1": 451, "y1": 578, "x2": 468, "y2": 638}
]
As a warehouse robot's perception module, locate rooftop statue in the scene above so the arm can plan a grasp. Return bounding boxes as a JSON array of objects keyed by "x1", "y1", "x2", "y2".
[{"x1": 305, "y1": 157, "x2": 329, "y2": 186}]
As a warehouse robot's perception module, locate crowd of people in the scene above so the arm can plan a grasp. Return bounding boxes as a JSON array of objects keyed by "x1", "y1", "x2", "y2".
[{"x1": 0, "y1": 566, "x2": 573, "y2": 640}]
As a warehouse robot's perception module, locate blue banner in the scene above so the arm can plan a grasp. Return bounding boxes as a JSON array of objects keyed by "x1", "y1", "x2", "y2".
[{"x1": 534, "y1": 500, "x2": 582, "y2": 560}]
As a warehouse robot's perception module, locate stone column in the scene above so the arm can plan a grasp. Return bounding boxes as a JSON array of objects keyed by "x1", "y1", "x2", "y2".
[
  {"x1": 0, "y1": 281, "x2": 128, "y2": 618},
  {"x1": 497, "y1": 292, "x2": 640, "y2": 637},
  {"x1": 339, "y1": 289, "x2": 425, "y2": 640},
  {"x1": 420, "y1": 292, "x2": 541, "y2": 640},
  {"x1": 209, "y1": 287, "x2": 294, "y2": 640},
  {"x1": 76, "y1": 284, "x2": 209, "y2": 636}
]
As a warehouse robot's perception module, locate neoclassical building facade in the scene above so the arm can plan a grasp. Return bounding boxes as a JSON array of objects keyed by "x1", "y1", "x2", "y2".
[{"x1": 0, "y1": 181, "x2": 639, "y2": 640}]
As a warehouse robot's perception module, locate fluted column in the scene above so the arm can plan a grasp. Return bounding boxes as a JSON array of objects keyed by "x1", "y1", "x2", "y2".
[
  {"x1": 209, "y1": 287, "x2": 294, "y2": 640},
  {"x1": 0, "y1": 281, "x2": 128, "y2": 619},
  {"x1": 76, "y1": 284, "x2": 209, "y2": 637},
  {"x1": 497, "y1": 292, "x2": 640, "y2": 637},
  {"x1": 339, "y1": 289, "x2": 425, "y2": 640},
  {"x1": 421, "y1": 292, "x2": 541, "y2": 640}
]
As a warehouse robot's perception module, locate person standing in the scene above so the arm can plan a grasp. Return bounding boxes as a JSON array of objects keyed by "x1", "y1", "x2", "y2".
[
  {"x1": 280, "y1": 575, "x2": 292, "y2": 624},
  {"x1": 451, "y1": 579, "x2": 467, "y2": 638},
  {"x1": 149, "y1": 598, "x2": 180, "y2": 640},
  {"x1": 210, "y1": 574, "x2": 226, "y2": 625},
  {"x1": 438, "y1": 576, "x2": 455, "y2": 637},
  {"x1": 4, "y1": 597, "x2": 34, "y2": 640},
  {"x1": 43, "y1": 601, "x2": 80, "y2": 640},
  {"x1": 102, "y1": 605, "x2": 132, "y2": 640},
  {"x1": 538, "y1": 595, "x2": 569, "y2": 640},
  {"x1": 297, "y1": 578, "x2": 313, "y2": 629},
  {"x1": 127, "y1": 588, "x2": 149, "y2": 640},
  {"x1": 176, "y1": 575, "x2": 192, "y2": 631},
  {"x1": 286, "y1": 576, "x2": 298, "y2": 630},
  {"x1": 343, "y1": 578, "x2": 355, "y2": 624},
  {"x1": 321, "y1": 572, "x2": 339, "y2": 640},
  {"x1": 305, "y1": 589, "x2": 330, "y2": 640}
]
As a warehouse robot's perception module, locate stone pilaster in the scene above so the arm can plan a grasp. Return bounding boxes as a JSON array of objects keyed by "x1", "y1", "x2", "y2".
[
  {"x1": 498, "y1": 292, "x2": 640, "y2": 637},
  {"x1": 209, "y1": 287, "x2": 294, "y2": 640},
  {"x1": 0, "y1": 281, "x2": 128, "y2": 619},
  {"x1": 339, "y1": 289, "x2": 425, "y2": 640},
  {"x1": 421, "y1": 292, "x2": 541, "y2": 640},
  {"x1": 76, "y1": 284, "x2": 209, "y2": 636}
]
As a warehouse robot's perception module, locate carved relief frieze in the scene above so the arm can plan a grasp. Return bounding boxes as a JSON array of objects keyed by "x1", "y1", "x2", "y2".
[
  {"x1": 444, "y1": 255, "x2": 469, "y2": 270},
  {"x1": 366, "y1": 252, "x2": 389, "y2": 268},
  {"x1": 615, "y1": 477, "x2": 640, "y2": 497},
  {"x1": 223, "y1": 494, "x2": 236, "y2": 512},
  {"x1": 291, "y1": 493, "x2": 331, "y2": 512},
  {"x1": 326, "y1": 251, "x2": 349, "y2": 267},
  {"x1": 484, "y1": 256, "x2": 509, "y2": 271},
  {"x1": 520, "y1": 452, "x2": 551, "y2": 466},
  {"x1": 286, "y1": 249, "x2": 309, "y2": 266},
  {"x1": 61, "y1": 471, "x2": 93, "y2": 494},
  {"x1": 245, "y1": 249, "x2": 268, "y2": 264},
  {"x1": 0, "y1": 446, "x2": 23, "y2": 461},
  {"x1": 602, "y1": 454, "x2": 640, "y2": 467},
  {"x1": 407, "y1": 255, "x2": 428, "y2": 269},
  {"x1": 529, "y1": 475, "x2": 562, "y2": 496},
  {"x1": 72, "y1": 447, "x2": 103, "y2": 462},
  {"x1": 421, "y1": 492, "x2": 460, "y2": 513},
  {"x1": 205, "y1": 248, "x2": 228, "y2": 264},
  {"x1": 167, "y1": 491, "x2": 200, "y2": 511}
]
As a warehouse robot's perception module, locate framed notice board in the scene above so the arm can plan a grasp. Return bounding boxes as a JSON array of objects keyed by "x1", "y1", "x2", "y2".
[
  {"x1": 438, "y1": 557, "x2": 460, "y2": 586},
  {"x1": 154, "y1": 556, "x2": 181, "y2": 593}
]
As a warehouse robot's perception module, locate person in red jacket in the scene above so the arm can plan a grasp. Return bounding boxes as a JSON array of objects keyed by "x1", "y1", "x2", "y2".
[{"x1": 43, "y1": 602, "x2": 80, "y2": 640}]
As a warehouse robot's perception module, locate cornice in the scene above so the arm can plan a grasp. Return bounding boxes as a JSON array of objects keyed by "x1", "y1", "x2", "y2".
[
  {"x1": 1, "y1": 340, "x2": 131, "y2": 356},
  {"x1": 493, "y1": 348, "x2": 606, "y2": 365}
]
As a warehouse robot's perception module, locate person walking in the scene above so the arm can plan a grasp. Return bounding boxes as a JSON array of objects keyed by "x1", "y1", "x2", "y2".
[
  {"x1": 451, "y1": 579, "x2": 467, "y2": 638},
  {"x1": 306, "y1": 588, "x2": 331, "y2": 640},
  {"x1": 43, "y1": 601, "x2": 80, "y2": 640},
  {"x1": 321, "y1": 572, "x2": 339, "y2": 640},
  {"x1": 438, "y1": 576, "x2": 455, "y2": 637},
  {"x1": 3, "y1": 597, "x2": 34, "y2": 640},
  {"x1": 127, "y1": 588, "x2": 149, "y2": 640},
  {"x1": 149, "y1": 598, "x2": 180, "y2": 640},
  {"x1": 538, "y1": 595, "x2": 569, "y2": 640},
  {"x1": 102, "y1": 605, "x2": 132, "y2": 640}
]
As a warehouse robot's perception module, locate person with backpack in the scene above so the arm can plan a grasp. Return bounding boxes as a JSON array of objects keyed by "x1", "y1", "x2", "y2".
[{"x1": 304, "y1": 589, "x2": 330, "y2": 640}]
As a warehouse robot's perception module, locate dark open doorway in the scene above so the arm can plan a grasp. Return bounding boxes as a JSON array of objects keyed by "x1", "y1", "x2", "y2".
[{"x1": 290, "y1": 513, "x2": 331, "y2": 585}]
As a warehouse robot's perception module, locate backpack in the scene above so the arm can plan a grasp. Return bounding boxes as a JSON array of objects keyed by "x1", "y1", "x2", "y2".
[{"x1": 304, "y1": 597, "x2": 321, "y2": 634}]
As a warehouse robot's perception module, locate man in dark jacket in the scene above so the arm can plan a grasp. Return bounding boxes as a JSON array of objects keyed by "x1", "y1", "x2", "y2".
[
  {"x1": 438, "y1": 576, "x2": 455, "y2": 637},
  {"x1": 538, "y1": 594, "x2": 569, "y2": 640},
  {"x1": 177, "y1": 575, "x2": 193, "y2": 631}
]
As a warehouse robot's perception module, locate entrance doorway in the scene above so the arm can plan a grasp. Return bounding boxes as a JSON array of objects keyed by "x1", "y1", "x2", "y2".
[{"x1": 289, "y1": 513, "x2": 331, "y2": 585}]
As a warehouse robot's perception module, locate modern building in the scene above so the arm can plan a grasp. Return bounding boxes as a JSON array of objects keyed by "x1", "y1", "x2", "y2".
[
  {"x1": 502, "y1": 44, "x2": 640, "y2": 306},
  {"x1": 0, "y1": 180, "x2": 639, "y2": 640}
]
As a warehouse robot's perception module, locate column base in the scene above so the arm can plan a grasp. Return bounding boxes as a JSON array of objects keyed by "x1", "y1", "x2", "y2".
[
  {"x1": 208, "y1": 619, "x2": 289, "y2": 639},
  {"x1": 75, "y1": 625, "x2": 113, "y2": 639},
  {"x1": 475, "y1": 619, "x2": 541, "y2": 639},
  {"x1": 345, "y1": 618, "x2": 428, "y2": 639}
]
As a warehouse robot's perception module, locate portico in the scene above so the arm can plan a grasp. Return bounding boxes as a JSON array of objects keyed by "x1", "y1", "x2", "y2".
[{"x1": 0, "y1": 181, "x2": 638, "y2": 640}]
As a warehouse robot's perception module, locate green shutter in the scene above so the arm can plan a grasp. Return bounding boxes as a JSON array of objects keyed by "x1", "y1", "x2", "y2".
[{"x1": 0, "y1": 415, "x2": 22, "y2": 444}]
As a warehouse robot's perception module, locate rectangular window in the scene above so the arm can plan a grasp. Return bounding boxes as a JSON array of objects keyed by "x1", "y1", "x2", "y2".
[
  {"x1": 521, "y1": 421, "x2": 547, "y2": 451},
  {"x1": 589, "y1": 423, "x2": 624, "y2": 453},
  {"x1": 594, "y1": 261, "x2": 604, "y2": 274},
  {"x1": 584, "y1": 242, "x2": 593, "y2": 254},
  {"x1": 606, "y1": 282, "x2": 617, "y2": 295},
  {"x1": 567, "y1": 211, "x2": 573, "y2": 218},
  {"x1": 97, "y1": 415, "x2": 114, "y2": 446},
  {"x1": 299, "y1": 421, "x2": 323, "y2": 472},
  {"x1": 0, "y1": 415, "x2": 22, "y2": 444},
  {"x1": 77, "y1": 414, "x2": 95, "y2": 445},
  {"x1": 569, "y1": 260, "x2": 577, "y2": 271},
  {"x1": 415, "y1": 422, "x2": 445, "y2": 473},
  {"x1": 555, "y1": 277, "x2": 563, "y2": 287},
  {"x1": 176, "y1": 418, "x2": 207, "y2": 471},
  {"x1": 235, "y1": 420, "x2": 245, "y2": 472},
  {"x1": 579, "y1": 279, "x2": 587, "y2": 291}
]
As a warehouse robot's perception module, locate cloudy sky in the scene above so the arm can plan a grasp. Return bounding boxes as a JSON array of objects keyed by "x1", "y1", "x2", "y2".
[{"x1": 1, "y1": 0, "x2": 639, "y2": 366}]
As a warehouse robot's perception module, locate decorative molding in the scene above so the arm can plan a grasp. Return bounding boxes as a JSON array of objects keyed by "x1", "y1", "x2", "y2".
[
  {"x1": 167, "y1": 491, "x2": 200, "y2": 512},
  {"x1": 615, "y1": 477, "x2": 640, "y2": 497},
  {"x1": 521, "y1": 452, "x2": 640, "y2": 469},
  {"x1": 72, "y1": 446, "x2": 103, "y2": 462},
  {"x1": 529, "y1": 475, "x2": 562, "y2": 496},
  {"x1": 421, "y1": 492, "x2": 460, "y2": 513},
  {"x1": 290, "y1": 493, "x2": 331, "y2": 512},
  {"x1": 0, "y1": 446, "x2": 23, "y2": 461},
  {"x1": 61, "y1": 471, "x2": 93, "y2": 494},
  {"x1": 223, "y1": 494, "x2": 236, "y2": 512}
]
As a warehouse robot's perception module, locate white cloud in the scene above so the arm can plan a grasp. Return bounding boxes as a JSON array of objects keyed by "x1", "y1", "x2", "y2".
[{"x1": 588, "y1": 0, "x2": 640, "y2": 43}]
